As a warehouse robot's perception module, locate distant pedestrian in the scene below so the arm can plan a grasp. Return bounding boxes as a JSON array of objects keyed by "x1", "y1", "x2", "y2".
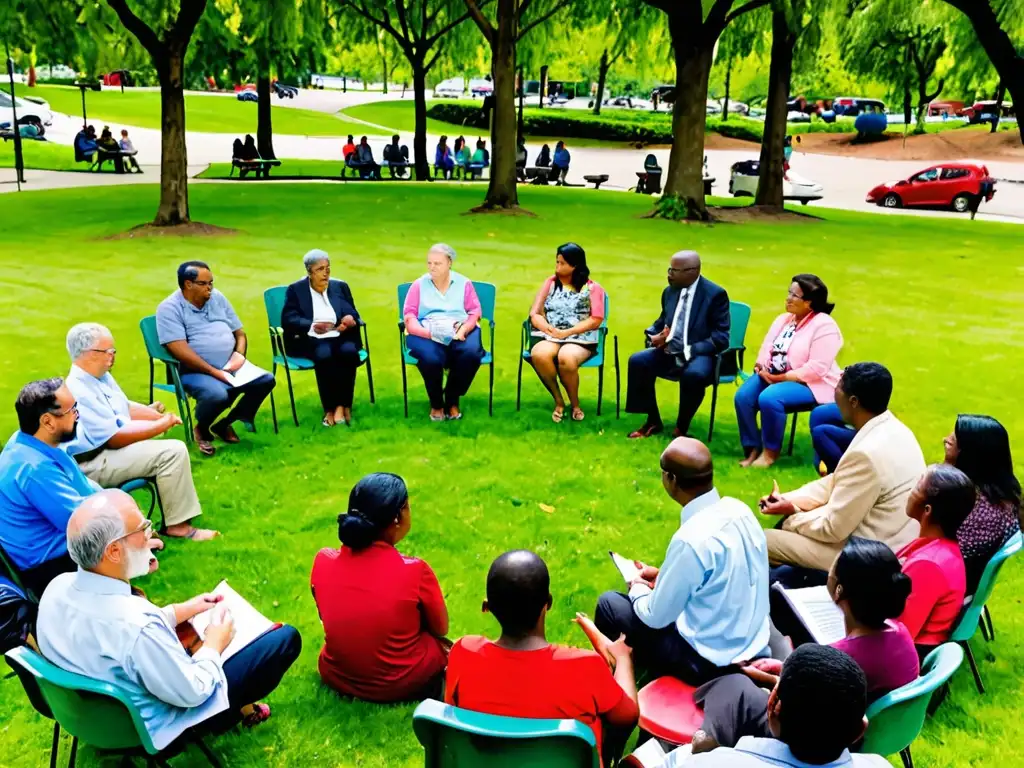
[{"x1": 969, "y1": 180, "x2": 993, "y2": 220}]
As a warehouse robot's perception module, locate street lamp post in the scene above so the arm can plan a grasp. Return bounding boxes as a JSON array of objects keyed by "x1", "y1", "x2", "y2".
[{"x1": 4, "y1": 39, "x2": 25, "y2": 190}]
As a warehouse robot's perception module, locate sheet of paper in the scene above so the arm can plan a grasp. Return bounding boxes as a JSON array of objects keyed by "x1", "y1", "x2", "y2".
[
  {"x1": 609, "y1": 551, "x2": 641, "y2": 584},
  {"x1": 774, "y1": 584, "x2": 846, "y2": 645},
  {"x1": 190, "y1": 580, "x2": 275, "y2": 661},
  {"x1": 223, "y1": 360, "x2": 269, "y2": 388}
]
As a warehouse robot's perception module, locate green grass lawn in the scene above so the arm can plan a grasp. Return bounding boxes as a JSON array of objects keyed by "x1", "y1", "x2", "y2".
[
  {"x1": 0, "y1": 183, "x2": 1021, "y2": 768},
  {"x1": 0, "y1": 138, "x2": 83, "y2": 171},
  {"x1": 197, "y1": 160, "x2": 344, "y2": 178}
]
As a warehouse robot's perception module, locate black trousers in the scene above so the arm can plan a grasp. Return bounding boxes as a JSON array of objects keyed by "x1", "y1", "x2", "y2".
[
  {"x1": 294, "y1": 337, "x2": 360, "y2": 410},
  {"x1": 406, "y1": 328, "x2": 484, "y2": 410},
  {"x1": 694, "y1": 673, "x2": 770, "y2": 747},
  {"x1": 624, "y1": 348, "x2": 714, "y2": 433},
  {"x1": 20, "y1": 553, "x2": 76, "y2": 598},
  {"x1": 595, "y1": 591, "x2": 723, "y2": 686}
]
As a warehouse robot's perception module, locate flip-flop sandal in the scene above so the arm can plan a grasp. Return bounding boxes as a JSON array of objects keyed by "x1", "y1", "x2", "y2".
[
  {"x1": 181, "y1": 528, "x2": 219, "y2": 541},
  {"x1": 446, "y1": 412, "x2": 463, "y2": 421},
  {"x1": 572, "y1": 408, "x2": 585, "y2": 422},
  {"x1": 242, "y1": 703, "x2": 271, "y2": 728},
  {"x1": 430, "y1": 413, "x2": 445, "y2": 422},
  {"x1": 322, "y1": 416, "x2": 335, "y2": 427},
  {"x1": 193, "y1": 428, "x2": 216, "y2": 456},
  {"x1": 552, "y1": 408, "x2": 565, "y2": 423}
]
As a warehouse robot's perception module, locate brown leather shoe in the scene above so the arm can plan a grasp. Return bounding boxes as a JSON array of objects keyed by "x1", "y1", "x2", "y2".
[
  {"x1": 193, "y1": 427, "x2": 215, "y2": 456},
  {"x1": 628, "y1": 423, "x2": 664, "y2": 439},
  {"x1": 211, "y1": 422, "x2": 240, "y2": 443}
]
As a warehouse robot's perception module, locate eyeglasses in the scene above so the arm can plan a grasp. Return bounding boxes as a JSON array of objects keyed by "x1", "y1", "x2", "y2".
[
  {"x1": 112, "y1": 518, "x2": 153, "y2": 543},
  {"x1": 51, "y1": 402, "x2": 79, "y2": 418},
  {"x1": 88, "y1": 348, "x2": 116, "y2": 356},
  {"x1": 190, "y1": 280, "x2": 214, "y2": 288},
  {"x1": 668, "y1": 266, "x2": 698, "y2": 275},
  {"x1": 787, "y1": 290, "x2": 805, "y2": 299}
]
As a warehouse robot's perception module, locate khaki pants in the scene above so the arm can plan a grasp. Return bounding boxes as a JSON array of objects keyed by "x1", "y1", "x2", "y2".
[
  {"x1": 765, "y1": 528, "x2": 843, "y2": 572},
  {"x1": 78, "y1": 440, "x2": 201, "y2": 527}
]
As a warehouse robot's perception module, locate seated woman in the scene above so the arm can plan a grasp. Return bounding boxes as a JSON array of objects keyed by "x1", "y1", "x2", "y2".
[
  {"x1": 736, "y1": 274, "x2": 843, "y2": 469},
  {"x1": 898, "y1": 464, "x2": 976, "y2": 657},
  {"x1": 403, "y1": 243, "x2": 485, "y2": 421},
  {"x1": 516, "y1": 138, "x2": 528, "y2": 182},
  {"x1": 536, "y1": 144, "x2": 551, "y2": 168},
  {"x1": 435, "y1": 135, "x2": 454, "y2": 179},
  {"x1": 311, "y1": 473, "x2": 449, "y2": 703},
  {"x1": 944, "y1": 414, "x2": 1021, "y2": 594},
  {"x1": 453, "y1": 136, "x2": 469, "y2": 178},
  {"x1": 282, "y1": 249, "x2": 362, "y2": 427},
  {"x1": 342, "y1": 134, "x2": 356, "y2": 162},
  {"x1": 695, "y1": 537, "x2": 919, "y2": 751},
  {"x1": 527, "y1": 243, "x2": 605, "y2": 423},
  {"x1": 809, "y1": 402, "x2": 855, "y2": 475}
]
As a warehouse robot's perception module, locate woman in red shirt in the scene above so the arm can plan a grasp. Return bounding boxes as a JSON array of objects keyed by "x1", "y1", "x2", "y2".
[
  {"x1": 311, "y1": 473, "x2": 449, "y2": 702},
  {"x1": 897, "y1": 464, "x2": 976, "y2": 655}
]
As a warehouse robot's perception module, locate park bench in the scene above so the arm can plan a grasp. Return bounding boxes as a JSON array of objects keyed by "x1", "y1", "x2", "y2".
[
  {"x1": 93, "y1": 148, "x2": 138, "y2": 173},
  {"x1": 230, "y1": 157, "x2": 282, "y2": 179},
  {"x1": 584, "y1": 174, "x2": 609, "y2": 189}
]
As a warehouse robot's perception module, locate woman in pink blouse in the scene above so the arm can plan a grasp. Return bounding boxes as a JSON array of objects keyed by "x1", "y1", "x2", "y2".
[{"x1": 736, "y1": 274, "x2": 843, "y2": 468}]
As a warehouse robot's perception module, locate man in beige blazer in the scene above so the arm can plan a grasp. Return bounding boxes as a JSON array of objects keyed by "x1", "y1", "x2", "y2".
[{"x1": 761, "y1": 363, "x2": 925, "y2": 572}]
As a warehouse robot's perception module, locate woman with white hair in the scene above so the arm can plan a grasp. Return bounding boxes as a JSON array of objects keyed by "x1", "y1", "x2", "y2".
[
  {"x1": 282, "y1": 249, "x2": 363, "y2": 426},
  {"x1": 403, "y1": 243, "x2": 485, "y2": 421}
]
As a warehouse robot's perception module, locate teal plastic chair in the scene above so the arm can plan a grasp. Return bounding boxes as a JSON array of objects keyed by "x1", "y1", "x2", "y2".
[
  {"x1": 515, "y1": 292, "x2": 620, "y2": 418},
  {"x1": 707, "y1": 301, "x2": 751, "y2": 442},
  {"x1": 861, "y1": 643, "x2": 964, "y2": 768},
  {"x1": 139, "y1": 315, "x2": 193, "y2": 444},
  {"x1": 119, "y1": 477, "x2": 162, "y2": 530},
  {"x1": 263, "y1": 286, "x2": 375, "y2": 432},
  {"x1": 398, "y1": 281, "x2": 496, "y2": 417},
  {"x1": 949, "y1": 529, "x2": 1022, "y2": 693},
  {"x1": 412, "y1": 699, "x2": 599, "y2": 768},
  {"x1": 5, "y1": 645, "x2": 223, "y2": 767}
]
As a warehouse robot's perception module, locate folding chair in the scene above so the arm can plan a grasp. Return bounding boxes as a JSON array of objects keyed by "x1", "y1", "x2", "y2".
[{"x1": 139, "y1": 316, "x2": 193, "y2": 444}]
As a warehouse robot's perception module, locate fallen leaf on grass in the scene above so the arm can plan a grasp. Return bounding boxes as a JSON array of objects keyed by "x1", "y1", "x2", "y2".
[{"x1": 539, "y1": 503, "x2": 555, "y2": 514}]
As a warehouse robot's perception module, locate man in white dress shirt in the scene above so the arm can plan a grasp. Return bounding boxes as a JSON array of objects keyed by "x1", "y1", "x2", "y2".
[
  {"x1": 626, "y1": 251, "x2": 731, "y2": 439},
  {"x1": 64, "y1": 322, "x2": 217, "y2": 541},
  {"x1": 36, "y1": 490, "x2": 301, "y2": 751}
]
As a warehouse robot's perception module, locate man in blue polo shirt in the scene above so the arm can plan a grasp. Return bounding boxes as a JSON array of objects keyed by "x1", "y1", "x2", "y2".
[
  {"x1": 0, "y1": 378, "x2": 101, "y2": 595},
  {"x1": 156, "y1": 261, "x2": 275, "y2": 457}
]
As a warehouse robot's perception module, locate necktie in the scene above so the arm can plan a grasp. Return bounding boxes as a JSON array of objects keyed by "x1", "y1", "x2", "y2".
[{"x1": 669, "y1": 288, "x2": 689, "y2": 343}]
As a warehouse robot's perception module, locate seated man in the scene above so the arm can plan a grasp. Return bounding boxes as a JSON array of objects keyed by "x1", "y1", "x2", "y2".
[
  {"x1": 0, "y1": 378, "x2": 101, "y2": 595},
  {"x1": 446, "y1": 550, "x2": 638, "y2": 766},
  {"x1": 661, "y1": 645, "x2": 889, "y2": 767},
  {"x1": 595, "y1": 437, "x2": 770, "y2": 685},
  {"x1": 74, "y1": 125, "x2": 98, "y2": 162},
  {"x1": 37, "y1": 490, "x2": 301, "y2": 751},
  {"x1": 762, "y1": 363, "x2": 925, "y2": 581},
  {"x1": 626, "y1": 250, "x2": 730, "y2": 439},
  {"x1": 157, "y1": 261, "x2": 275, "y2": 457},
  {"x1": 64, "y1": 322, "x2": 217, "y2": 541},
  {"x1": 381, "y1": 134, "x2": 408, "y2": 178}
]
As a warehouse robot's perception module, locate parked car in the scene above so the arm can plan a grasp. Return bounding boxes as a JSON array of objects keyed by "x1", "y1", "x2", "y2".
[
  {"x1": 273, "y1": 82, "x2": 298, "y2": 98},
  {"x1": 602, "y1": 95, "x2": 653, "y2": 110},
  {"x1": 434, "y1": 77, "x2": 465, "y2": 98},
  {"x1": 832, "y1": 96, "x2": 886, "y2": 116},
  {"x1": 0, "y1": 90, "x2": 54, "y2": 126},
  {"x1": 651, "y1": 85, "x2": 675, "y2": 105},
  {"x1": 469, "y1": 78, "x2": 493, "y2": 97},
  {"x1": 965, "y1": 100, "x2": 1015, "y2": 124},
  {"x1": 706, "y1": 100, "x2": 722, "y2": 114},
  {"x1": 787, "y1": 110, "x2": 811, "y2": 123},
  {"x1": 729, "y1": 160, "x2": 824, "y2": 204},
  {"x1": 36, "y1": 64, "x2": 77, "y2": 81},
  {"x1": 866, "y1": 163, "x2": 996, "y2": 212},
  {"x1": 237, "y1": 90, "x2": 258, "y2": 102}
]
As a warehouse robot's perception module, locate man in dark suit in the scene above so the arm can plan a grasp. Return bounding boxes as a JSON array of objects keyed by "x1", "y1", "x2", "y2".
[
  {"x1": 626, "y1": 250, "x2": 730, "y2": 438},
  {"x1": 281, "y1": 250, "x2": 363, "y2": 427}
]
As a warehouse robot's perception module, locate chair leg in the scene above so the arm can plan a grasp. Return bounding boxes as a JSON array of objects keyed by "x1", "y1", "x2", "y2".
[
  {"x1": 148, "y1": 359, "x2": 155, "y2": 405},
  {"x1": 282, "y1": 364, "x2": 299, "y2": 427},
  {"x1": 900, "y1": 746, "x2": 913, "y2": 768},
  {"x1": 365, "y1": 357, "x2": 376, "y2": 404},
  {"x1": 516, "y1": 353, "x2": 523, "y2": 412},
  {"x1": 489, "y1": 361, "x2": 494, "y2": 417},
  {"x1": 401, "y1": 359, "x2": 409, "y2": 418},
  {"x1": 67, "y1": 736, "x2": 78, "y2": 768},
  {"x1": 787, "y1": 412, "x2": 798, "y2": 456},
  {"x1": 50, "y1": 722, "x2": 60, "y2": 768},
  {"x1": 270, "y1": 363, "x2": 279, "y2": 434},
  {"x1": 596, "y1": 363, "x2": 604, "y2": 416},
  {"x1": 707, "y1": 381, "x2": 719, "y2": 442},
  {"x1": 191, "y1": 736, "x2": 224, "y2": 768},
  {"x1": 983, "y1": 605, "x2": 994, "y2": 641},
  {"x1": 962, "y1": 640, "x2": 985, "y2": 693},
  {"x1": 614, "y1": 336, "x2": 621, "y2": 419}
]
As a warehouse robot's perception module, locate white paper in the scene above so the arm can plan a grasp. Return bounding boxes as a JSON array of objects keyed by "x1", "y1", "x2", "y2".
[
  {"x1": 773, "y1": 584, "x2": 846, "y2": 645},
  {"x1": 190, "y1": 580, "x2": 275, "y2": 661},
  {"x1": 630, "y1": 739, "x2": 668, "y2": 768},
  {"x1": 223, "y1": 360, "x2": 269, "y2": 388},
  {"x1": 610, "y1": 551, "x2": 641, "y2": 584}
]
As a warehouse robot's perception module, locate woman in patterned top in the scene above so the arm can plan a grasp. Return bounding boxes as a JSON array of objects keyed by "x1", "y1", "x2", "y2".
[
  {"x1": 944, "y1": 414, "x2": 1021, "y2": 594},
  {"x1": 526, "y1": 243, "x2": 606, "y2": 423}
]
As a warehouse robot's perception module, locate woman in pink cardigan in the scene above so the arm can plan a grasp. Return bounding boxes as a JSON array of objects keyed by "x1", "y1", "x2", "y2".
[{"x1": 736, "y1": 274, "x2": 843, "y2": 468}]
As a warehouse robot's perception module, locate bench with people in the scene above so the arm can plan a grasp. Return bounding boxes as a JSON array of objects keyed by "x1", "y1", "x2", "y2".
[
  {"x1": 230, "y1": 134, "x2": 281, "y2": 179},
  {"x1": 73, "y1": 125, "x2": 142, "y2": 173}
]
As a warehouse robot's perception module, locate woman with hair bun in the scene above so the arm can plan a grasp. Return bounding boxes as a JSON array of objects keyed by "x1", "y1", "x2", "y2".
[{"x1": 310, "y1": 472, "x2": 449, "y2": 702}]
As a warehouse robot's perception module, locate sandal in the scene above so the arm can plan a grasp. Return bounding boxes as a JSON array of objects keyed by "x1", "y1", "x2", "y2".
[
  {"x1": 572, "y1": 407, "x2": 585, "y2": 422},
  {"x1": 552, "y1": 407, "x2": 564, "y2": 423},
  {"x1": 322, "y1": 414, "x2": 336, "y2": 428},
  {"x1": 192, "y1": 427, "x2": 215, "y2": 456},
  {"x1": 242, "y1": 703, "x2": 271, "y2": 728}
]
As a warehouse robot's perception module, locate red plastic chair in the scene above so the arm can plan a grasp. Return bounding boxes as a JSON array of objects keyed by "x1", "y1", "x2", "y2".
[{"x1": 638, "y1": 677, "x2": 704, "y2": 745}]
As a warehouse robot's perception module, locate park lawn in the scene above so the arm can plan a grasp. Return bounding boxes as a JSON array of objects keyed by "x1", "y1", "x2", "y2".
[
  {"x1": 4, "y1": 84, "x2": 377, "y2": 136},
  {"x1": 0, "y1": 138, "x2": 82, "y2": 171},
  {"x1": 198, "y1": 160, "x2": 345, "y2": 178},
  {"x1": 342, "y1": 99, "x2": 476, "y2": 135},
  {"x1": 0, "y1": 183, "x2": 1022, "y2": 768}
]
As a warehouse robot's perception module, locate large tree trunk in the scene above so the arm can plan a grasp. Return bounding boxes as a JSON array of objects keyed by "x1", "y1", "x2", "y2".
[
  {"x1": 661, "y1": 12, "x2": 715, "y2": 220},
  {"x1": 479, "y1": 0, "x2": 519, "y2": 209},
  {"x1": 722, "y1": 63, "x2": 731, "y2": 122},
  {"x1": 412, "y1": 62, "x2": 430, "y2": 180},
  {"x1": 991, "y1": 80, "x2": 1005, "y2": 133},
  {"x1": 754, "y1": 7, "x2": 795, "y2": 210},
  {"x1": 256, "y1": 73, "x2": 275, "y2": 159},
  {"x1": 156, "y1": 51, "x2": 190, "y2": 226},
  {"x1": 593, "y1": 48, "x2": 610, "y2": 116},
  {"x1": 382, "y1": 47, "x2": 389, "y2": 95}
]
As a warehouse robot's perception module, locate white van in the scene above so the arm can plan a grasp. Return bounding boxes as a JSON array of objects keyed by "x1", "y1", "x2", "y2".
[{"x1": 434, "y1": 77, "x2": 465, "y2": 98}]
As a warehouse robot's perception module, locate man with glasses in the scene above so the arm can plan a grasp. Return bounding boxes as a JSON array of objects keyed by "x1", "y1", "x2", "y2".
[
  {"x1": 625, "y1": 250, "x2": 731, "y2": 439},
  {"x1": 0, "y1": 378, "x2": 102, "y2": 595},
  {"x1": 37, "y1": 490, "x2": 302, "y2": 750},
  {"x1": 156, "y1": 261, "x2": 275, "y2": 456},
  {"x1": 64, "y1": 322, "x2": 218, "y2": 542}
]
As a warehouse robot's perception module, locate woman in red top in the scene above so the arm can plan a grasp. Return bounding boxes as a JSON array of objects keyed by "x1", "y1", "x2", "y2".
[
  {"x1": 311, "y1": 473, "x2": 449, "y2": 702},
  {"x1": 897, "y1": 464, "x2": 976, "y2": 655}
]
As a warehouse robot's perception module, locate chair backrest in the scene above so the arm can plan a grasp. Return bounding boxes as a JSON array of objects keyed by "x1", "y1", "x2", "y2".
[
  {"x1": 728, "y1": 301, "x2": 752, "y2": 351},
  {"x1": 861, "y1": 643, "x2": 964, "y2": 757},
  {"x1": 412, "y1": 699, "x2": 599, "y2": 768},
  {"x1": 139, "y1": 315, "x2": 176, "y2": 365},
  {"x1": 264, "y1": 286, "x2": 287, "y2": 329},
  {"x1": 951, "y1": 530, "x2": 1022, "y2": 642},
  {"x1": 397, "y1": 281, "x2": 497, "y2": 326},
  {"x1": 5, "y1": 646, "x2": 157, "y2": 753}
]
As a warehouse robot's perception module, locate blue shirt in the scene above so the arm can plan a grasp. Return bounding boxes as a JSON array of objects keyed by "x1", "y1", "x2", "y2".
[
  {"x1": 0, "y1": 432, "x2": 101, "y2": 570},
  {"x1": 156, "y1": 289, "x2": 242, "y2": 370},
  {"x1": 65, "y1": 364, "x2": 132, "y2": 456},
  {"x1": 669, "y1": 737, "x2": 890, "y2": 767},
  {"x1": 37, "y1": 571, "x2": 229, "y2": 751},
  {"x1": 415, "y1": 271, "x2": 472, "y2": 324},
  {"x1": 629, "y1": 489, "x2": 771, "y2": 666},
  {"x1": 553, "y1": 147, "x2": 570, "y2": 168}
]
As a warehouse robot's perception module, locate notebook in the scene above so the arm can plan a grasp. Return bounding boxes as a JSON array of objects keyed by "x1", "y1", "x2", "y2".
[
  {"x1": 771, "y1": 583, "x2": 846, "y2": 645},
  {"x1": 223, "y1": 360, "x2": 270, "y2": 388},
  {"x1": 609, "y1": 551, "x2": 641, "y2": 584},
  {"x1": 189, "y1": 580, "x2": 276, "y2": 660}
]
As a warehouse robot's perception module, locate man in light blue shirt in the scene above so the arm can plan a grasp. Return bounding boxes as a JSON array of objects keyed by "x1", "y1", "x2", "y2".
[
  {"x1": 37, "y1": 490, "x2": 301, "y2": 751},
  {"x1": 595, "y1": 437, "x2": 770, "y2": 684},
  {"x1": 0, "y1": 378, "x2": 100, "y2": 596},
  {"x1": 156, "y1": 261, "x2": 275, "y2": 456},
  {"x1": 663, "y1": 646, "x2": 889, "y2": 767}
]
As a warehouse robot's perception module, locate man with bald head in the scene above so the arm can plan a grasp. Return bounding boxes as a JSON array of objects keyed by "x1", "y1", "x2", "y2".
[
  {"x1": 36, "y1": 490, "x2": 301, "y2": 752},
  {"x1": 595, "y1": 437, "x2": 770, "y2": 685},
  {"x1": 626, "y1": 250, "x2": 730, "y2": 439}
]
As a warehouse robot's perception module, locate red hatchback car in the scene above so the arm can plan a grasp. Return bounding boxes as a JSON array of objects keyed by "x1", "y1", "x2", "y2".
[{"x1": 866, "y1": 162, "x2": 996, "y2": 213}]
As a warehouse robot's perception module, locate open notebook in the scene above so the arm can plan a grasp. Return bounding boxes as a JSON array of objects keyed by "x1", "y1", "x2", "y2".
[
  {"x1": 771, "y1": 583, "x2": 846, "y2": 645},
  {"x1": 189, "y1": 580, "x2": 276, "y2": 660},
  {"x1": 624, "y1": 740, "x2": 691, "y2": 767},
  {"x1": 609, "y1": 551, "x2": 641, "y2": 584}
]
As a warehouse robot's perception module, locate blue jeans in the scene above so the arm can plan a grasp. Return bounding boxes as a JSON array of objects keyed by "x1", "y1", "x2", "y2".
[
  {"x1": 810, "y1": 403, "x2": 854, "y2": 473},
  {"x1": 181, "y1": 371, "x2": 276, "y2": 436},
  {"x1": 734, "y1": 376, "x2": 818, "y2": 452},
  {"x1": 405, "y1": 328, "x2": 484, "y2": 410}
]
